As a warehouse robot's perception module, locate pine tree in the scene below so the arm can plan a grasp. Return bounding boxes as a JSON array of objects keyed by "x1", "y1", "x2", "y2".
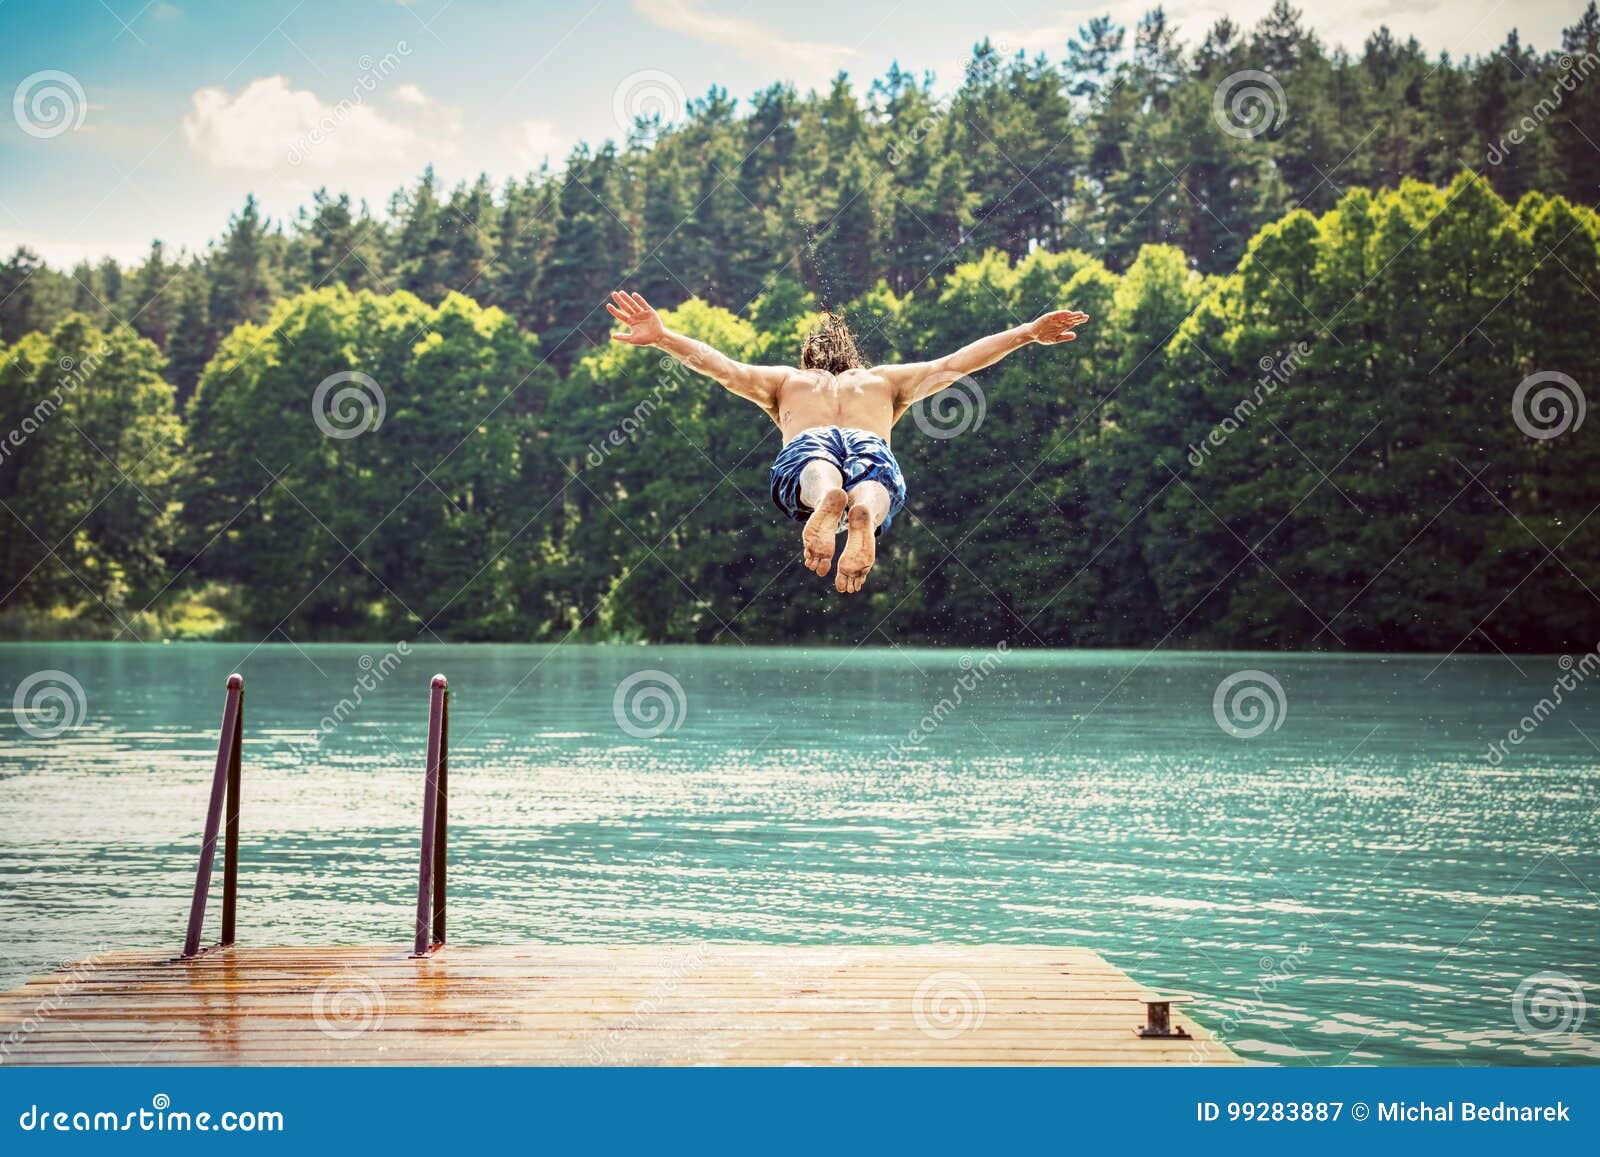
[
  {"x1": 437, "y1": 175, "x2": 499, "y2": 298},
  {"x1": 538, "y1": 143, "x2": 636, "y2": 363},
  {"x1": 300, "y1": 189, "x2": 388, "y2": 291},
  {"x1": 125, "y1": 240, "x2": 179, "y2": 350},
  {"x1": 390, "y1": 166, "x2": 451, "y2": 301},
  {"x1": 167, "y1": 263, "x2": 214, "y2": 406},
  {"x1": 0, "y1": 248, "x2": 47, "y2": 343},
  {"x1": 1555, "y1": 3, "x2": 1600, "y2": 203},
  {"x1": 208, "y1": 195, "x2": 280, "y2": 334},
  {"x1": 489, "y1": 171, "x2": 560, "y2": 330}
]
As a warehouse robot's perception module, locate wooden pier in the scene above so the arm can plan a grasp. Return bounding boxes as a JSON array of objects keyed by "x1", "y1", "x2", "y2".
[
  {"x1": 3, "y1": 676, "x2": 1244, "y2": 1066},
  {"x1": 0, "y1": 944, "x2": 1240, "y2": 1066}
]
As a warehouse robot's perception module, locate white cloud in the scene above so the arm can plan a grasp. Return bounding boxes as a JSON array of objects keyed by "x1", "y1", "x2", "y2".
[
  {"x1": 514, "y1": 119, "x2": 566, "y2": 168},
  {"x1": 637, "y1": 0, "x2": 859, "y2": 88},
  {"x1": 0, "y1": 227, "x2": 155, "y2": 268},
  {"x1": 183, "y1": 76, "x2": 414, "y2": 171},
  {"x1": 181, "y1": 74, "x2": 464, "y2": 193},
  {"x1": 391, "y1": 82, "x2": 429, "y2": 107}
]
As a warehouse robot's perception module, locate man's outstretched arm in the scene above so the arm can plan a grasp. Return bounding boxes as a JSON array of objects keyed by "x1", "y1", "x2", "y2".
[
  {"x1": 606, "y1": 290, "x2": 788, "y2": 411},
  {"x1": 881, "y1": 309, "x2": 1090, "y2": 407}
]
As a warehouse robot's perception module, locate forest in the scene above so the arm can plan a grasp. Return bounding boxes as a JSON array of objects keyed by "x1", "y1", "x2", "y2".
[{"x1": 1, "y1": 2, "x2": 1597, "y2": 650}]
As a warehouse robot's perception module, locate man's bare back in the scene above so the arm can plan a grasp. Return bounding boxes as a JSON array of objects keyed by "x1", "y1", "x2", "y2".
[
  {"x1": 769, "y1": 367, "x2": 898, "y2": 444},
  {"x1": 605, "y1": 290, "x2": 1088, "y2": 595}
]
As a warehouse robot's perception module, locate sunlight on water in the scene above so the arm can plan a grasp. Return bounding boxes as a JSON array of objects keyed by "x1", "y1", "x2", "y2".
[{"x1": 1, "y1": 643, "x2": 1597, "y2": 1066}]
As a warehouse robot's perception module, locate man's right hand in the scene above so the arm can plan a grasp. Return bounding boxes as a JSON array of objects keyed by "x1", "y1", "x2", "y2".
[
  {"x1": 606, "y1": 290, "x2": 666, "y2": 345},
  {"x1": 1030, "y1": 309, "x2": 1090, "y2": 344}
]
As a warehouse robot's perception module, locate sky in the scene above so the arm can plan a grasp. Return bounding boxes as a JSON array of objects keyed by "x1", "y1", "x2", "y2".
[{"x1": 0, "y1": 0, "x2": 1586, "y2": 267}]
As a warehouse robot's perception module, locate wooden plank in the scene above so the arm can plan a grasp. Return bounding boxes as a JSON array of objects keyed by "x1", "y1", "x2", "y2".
[{"x1": 0, "y1": 945, "x2": 1242, "y2": 1067}]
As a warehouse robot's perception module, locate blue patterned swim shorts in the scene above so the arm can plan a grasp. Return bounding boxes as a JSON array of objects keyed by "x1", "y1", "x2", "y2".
[{"x1": 769, "y1": 426, "x2": 908, "y2": 534}]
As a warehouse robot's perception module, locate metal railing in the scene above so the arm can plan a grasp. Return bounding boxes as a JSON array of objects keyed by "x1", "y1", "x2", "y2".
[
  {"x1": 180, "y1": 671, "x2": 452, "y2": 959},
  {"x1": 182, "y1": 673, "x2": 244, "y2": 959},
  {"x1": 412, "y1": 673, "x2": 449, "y2": 956}
]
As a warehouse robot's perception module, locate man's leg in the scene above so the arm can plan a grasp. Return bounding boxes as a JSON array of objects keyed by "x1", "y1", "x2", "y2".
[
  {"x1": 799, "y1": 460, "x2": 848, "y2": 576},
  {"x1": 835, "y1": 481, "x2": 890, "y2": 594}
]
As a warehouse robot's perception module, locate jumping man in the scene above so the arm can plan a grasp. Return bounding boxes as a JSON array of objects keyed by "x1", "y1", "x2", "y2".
[{"x1": 605, "y1": 290, "x2": 1089, "y2": 595}]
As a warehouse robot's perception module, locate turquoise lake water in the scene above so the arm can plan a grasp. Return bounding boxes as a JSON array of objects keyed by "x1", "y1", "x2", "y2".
[{"x1": 1, "y1": 642, "x2": 1596, "y2": 1065}]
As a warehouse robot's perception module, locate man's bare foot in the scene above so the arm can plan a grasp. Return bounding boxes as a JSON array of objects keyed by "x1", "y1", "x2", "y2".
[
  {"x1": 802, "y1": 488, "x2": 848, "y2": 576},
  {"x1": 835, "y1": 505, "x2": 875, "y2": 594}
]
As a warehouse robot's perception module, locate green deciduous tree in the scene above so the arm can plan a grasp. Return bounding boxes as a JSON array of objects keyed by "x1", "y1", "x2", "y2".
[{"x1": 0, "y1": 316, "x2": 183, "y2": 626}]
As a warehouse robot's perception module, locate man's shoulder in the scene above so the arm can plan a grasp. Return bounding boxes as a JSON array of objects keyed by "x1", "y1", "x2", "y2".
[{"x1": 772, "y1": 366, "x2": 893, "y2": 388}]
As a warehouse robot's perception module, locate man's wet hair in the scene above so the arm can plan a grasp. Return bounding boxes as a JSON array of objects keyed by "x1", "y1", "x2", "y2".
[{"x1": 799, "y1": 310, "x2": 864, "y2": 374}]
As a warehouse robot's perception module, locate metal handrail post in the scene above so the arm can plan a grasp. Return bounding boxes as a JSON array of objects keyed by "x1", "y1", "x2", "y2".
[
  {"x1": 413, "y1": 674, "x2": 448, "y2": 956},
  {"x1": 183, "y1": 673, "x2": 243, "y2": 958},
  {"x1": 432, "y1": 685, "x2": 448, "y2": 947}
]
